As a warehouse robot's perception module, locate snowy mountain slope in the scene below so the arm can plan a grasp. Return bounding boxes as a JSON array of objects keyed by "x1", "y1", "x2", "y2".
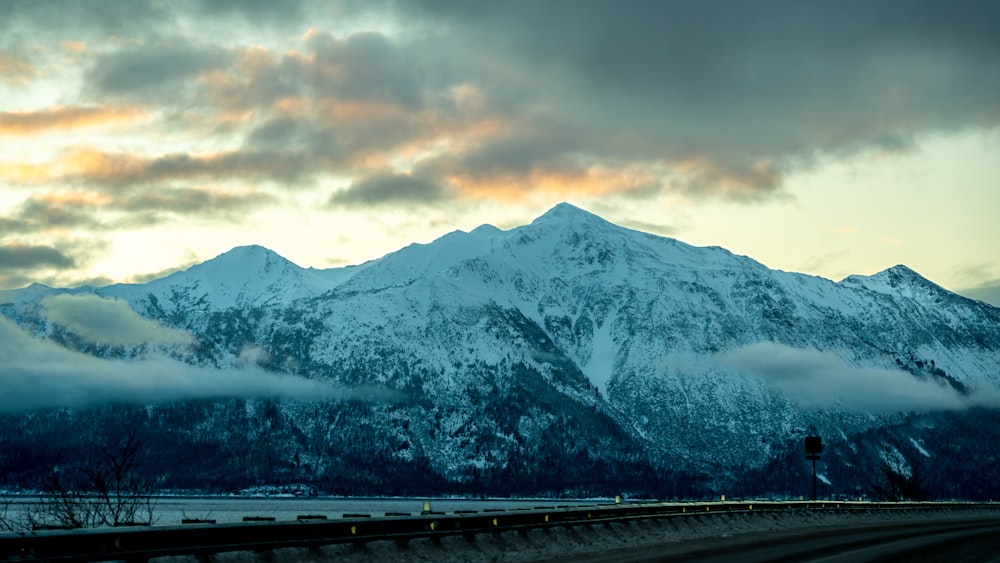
[
  {"x1": 2, "y1": 203, "x2": 1000, "y2": 494},
  {"x1": 109, "y1": 245, "x2": 365, "y2": 311}
]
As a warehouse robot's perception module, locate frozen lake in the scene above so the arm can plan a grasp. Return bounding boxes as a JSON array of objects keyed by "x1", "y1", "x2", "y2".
[{"x1": 2, "y1": 496, "x2": 604, "y2": 527}]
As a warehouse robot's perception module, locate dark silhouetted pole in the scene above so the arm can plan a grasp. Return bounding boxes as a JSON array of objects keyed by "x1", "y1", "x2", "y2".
[
  {"x1": 812, "y1": 457, "x2": 817, "y2": 500},
  {"x1": 805, "y1": 436, "x2": 822, "y2": 501}
]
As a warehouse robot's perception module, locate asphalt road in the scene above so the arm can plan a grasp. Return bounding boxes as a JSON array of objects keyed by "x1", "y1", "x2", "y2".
[{"x1": 555, "y1": 517, "x2": 1000, "y2": 563}]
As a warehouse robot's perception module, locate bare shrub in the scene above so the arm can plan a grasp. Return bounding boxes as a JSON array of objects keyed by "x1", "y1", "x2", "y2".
[
  {"x1": 26, "y1": 432, "x2": 155, "y2": 529},
  {"x1": 0, "y1": 496, "x2": 15, "y2": 532}
]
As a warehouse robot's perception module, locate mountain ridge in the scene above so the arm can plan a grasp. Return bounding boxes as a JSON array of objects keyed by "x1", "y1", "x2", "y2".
[
  {"x1": 2, "y1": 203, "x2": 1000, "y2": 498},
  {"x1": 4, "y1": 203, "x2": 988, "y2": 310}
]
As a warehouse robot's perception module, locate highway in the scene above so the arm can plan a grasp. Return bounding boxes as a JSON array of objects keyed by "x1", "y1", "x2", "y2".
[
  {"x1": 3, "y1": 502, "x2": 999, "y2": 562},
  {"x1": 558, "y1": 517, "x2": 1000, "y2": 562}
]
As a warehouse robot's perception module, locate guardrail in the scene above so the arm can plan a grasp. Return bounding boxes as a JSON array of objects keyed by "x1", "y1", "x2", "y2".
[{"x1": 2, "y1": 500, "x2": 997, "y2": 562}]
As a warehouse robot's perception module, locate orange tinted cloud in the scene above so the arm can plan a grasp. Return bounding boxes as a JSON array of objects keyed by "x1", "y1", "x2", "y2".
[
  {"x1": 0, "y1": 106, "x2": 147, "y2": 135},
  {"x1": 0, "y1": 162, "x2": 52, "y2": 184},
  {"x1": 65, "y1": 147, "x2": 311, "y2": 186},
  {"x1": 317, "y1": 98, "x2": 410, "y2": 124},
  {"x1": 670, "y1": 156, "x2": 782, "y2": 200},
  {"x1": 1, "y1": 149, "x2": 153, "y2": 186},
  {"x1": 313, "y1": 96, "x2": 513, "y2": 168},
  {"x1": 197, "y1": 46, "x2": 281, "y2": 116},
  {"x1": 447, "y1": 165, "x2": 658, "y2": 203},
  {"x1": 274, "y1": 96, "x2": 310, "y2": 118},
  {"x1": 0, "y1": 51, "x2": 35, "y2": 85},
  {"x1": 190, "y1": 42, "x2": 513, "y2": 175},
  {"x1": 58, "y1": 147, "x2": 141, "y2": 182},
  {"x1": 1, "y1": 145, "x2": 312, "y2": 188},
  {"x1": 60, "y1": 41, "x2": 87, "y2": 53}
]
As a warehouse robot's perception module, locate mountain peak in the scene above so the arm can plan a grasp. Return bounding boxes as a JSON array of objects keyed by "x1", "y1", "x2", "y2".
[
  {"x1": 132, "y1": 245, "x2": 332, "y2": 309},
  {"x1": 198, "y1": 244, "x2": 305, "y2": 280},
  {"x1": 866, "y1": 264, "x2": 932, "y2": 286},
  {"x1": 470, "y1": 223, "x2": 503, "y2": 236},
  {"x1": 531, "y1": 202, "x2": 609, "y2": 226},
  {"x1": 839, "y1": 263, "x2": 960, "y2": 303},
  {"x1": 882, "y1": 264, "x2": 919, "y2": 276},
  {"x1": 213, "y1": 244, "x2": 287, "y2": 263},
  {"x1": 193, "y1": 245, "x2": 299, "y2": 277}
]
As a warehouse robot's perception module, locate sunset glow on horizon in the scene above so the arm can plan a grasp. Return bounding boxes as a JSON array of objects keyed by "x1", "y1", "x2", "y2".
[{"x1": 1, "y1": 1, "x2": 998, "y2": 305}]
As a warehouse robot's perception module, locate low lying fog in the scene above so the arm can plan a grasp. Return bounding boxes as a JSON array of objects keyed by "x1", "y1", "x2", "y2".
[{"x1": 0, "y1": 294, "x2": 359, "y2": 412}]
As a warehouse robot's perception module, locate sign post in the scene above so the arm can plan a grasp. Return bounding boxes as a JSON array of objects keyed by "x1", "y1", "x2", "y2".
[{"x1": 805, "y1": 436, "x2": 822, "y2": 501}]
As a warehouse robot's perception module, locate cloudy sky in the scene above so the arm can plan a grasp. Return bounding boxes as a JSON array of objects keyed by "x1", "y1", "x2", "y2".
[{"x1": 1, "y1": 0, "x2": 998, "y2": 304}]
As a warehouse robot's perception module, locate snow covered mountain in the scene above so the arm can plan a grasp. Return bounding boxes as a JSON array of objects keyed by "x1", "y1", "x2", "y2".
[{"x1": 2, "y1": 203, "x2": 1000, "y2": 498}]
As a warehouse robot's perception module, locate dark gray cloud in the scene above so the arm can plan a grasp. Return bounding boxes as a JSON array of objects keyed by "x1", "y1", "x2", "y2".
[
  {"x1": 0, "y1": 240, "x2": 109, "y2": 289},
  {"x1": 0, "y1": 195, "x2": 112, "y2": 236},
  {"x1": 0, "y1": 0, "x2": 176, "y2": 48},
  {"x1": 14, "y1": 197, "x2": 104, "y2": 231},
  {"x1": 87, "y1": 40, "x2": 232, "y2": 101},
  {"x1": 420, "y1": 130, "x2": 579, "y2": 180},
  {"x1": 10, "y1": 0, "x2": 999, "y2": 204},
  {"x1": 411, "y1": 127, "x2": 667, "y2": 200},
  {"x1": 330, "y1": 172, "x2": 449, "y2": 206},
  {"x1": 0, "y1": 0, "x2": 171, "y2": 32},
  {"x1": 118, "y1": 187, "x2": 275, "y2": 215},
  {"x1": 232, "y1": 33, "x2": 440, "y2": 164},
  {"x1": 0, "y1": 244, "x2": 75, "y2": 269},
  {"x1": 183, "y1": 29, "x2": 431, "y2": 118},
  {"x1": 0, "y1": 216, "x2": 29, "y2": 234},
  {"x1": 186, "y1": 0, "x2": 307, "y2": 27},
  {"x1": 0, "y1": 187, "x2": 273, "y2": 238},
  {"x1": 148, "y1": 150, "x2": 312, "y2": 185},
  {"x1": 66, "y1": 31, "x2": 437, "y2": 189},
  {"x1": 394, "y1": 0, "x2": 1000, "y2": 198},
  {"x1": 304, "y1": 31, "x2": 425, "y2": 108},
  {"x1": 241, "y1": 117, "x2": 381, "y2": 174},
  {"x1": 245, "y1": 117, "x2": 338, "y2": 152},
  {"x1": 0, "y1": 197, "x2": 107, "y2": 236}
]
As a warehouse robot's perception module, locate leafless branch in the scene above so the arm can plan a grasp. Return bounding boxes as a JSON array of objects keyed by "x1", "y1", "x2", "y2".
[{"x1": 26, "y1": 431, "x2": 156, "y2": 529}]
